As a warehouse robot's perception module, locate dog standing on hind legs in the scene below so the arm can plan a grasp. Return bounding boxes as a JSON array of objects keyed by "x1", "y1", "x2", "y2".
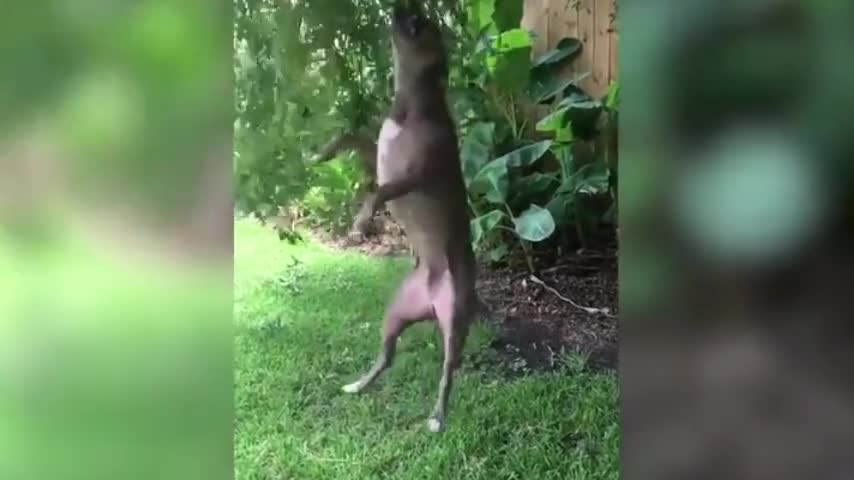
[{"x1": 340, "y1": 0, "x2": 479, "y2": 433}]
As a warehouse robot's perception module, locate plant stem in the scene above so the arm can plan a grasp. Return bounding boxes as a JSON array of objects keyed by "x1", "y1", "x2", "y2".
[
  {"x1": 574, "y1": 196, "x2": 587, "y2": 249},
  {"x1": 520, "y1": 239, "x2": 536, "y2": 273},
  {"x1": 501, "y1": 202, "x2": 535, "y2": 273},
  {"x1": 509, "y1": 92, "x2": 519, "y2": 140},
  {"x1": 468, "y1": 199, "x2": 482, "y2": 218}
]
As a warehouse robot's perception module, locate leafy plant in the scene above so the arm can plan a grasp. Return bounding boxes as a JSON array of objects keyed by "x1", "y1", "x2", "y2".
[
  {"x1": 454, "y1": 0, "x2": 617, "y2": 268},
  {"x1": 233, "y1": 0, "x2": 399, "y2": 224}
]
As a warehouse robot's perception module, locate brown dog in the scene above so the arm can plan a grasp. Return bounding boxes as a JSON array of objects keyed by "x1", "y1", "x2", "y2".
[{"x1": 341, "y1": 0, "x2": 478, "y2": 433}]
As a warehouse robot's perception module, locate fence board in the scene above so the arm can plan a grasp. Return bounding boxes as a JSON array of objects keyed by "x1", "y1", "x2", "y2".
[
  {"x1": 523, "y1": 0, "x2": 617, "y2": 98},
  {"x1": 593, "y1": 0, "x2": 613, "y2": 93}
]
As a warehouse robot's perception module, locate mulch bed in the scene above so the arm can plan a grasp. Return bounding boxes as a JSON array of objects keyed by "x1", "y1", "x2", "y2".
[
  {"x1": 306, "y1": 215, "x2": 619, "y2": 375},
  {"x1": 476, "y1": 251, "x2": 618, "y2": 375}
]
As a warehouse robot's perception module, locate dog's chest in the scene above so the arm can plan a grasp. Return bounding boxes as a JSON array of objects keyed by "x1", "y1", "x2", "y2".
[{"x1": 376, "y1": 117, "x2": 405, "y2": 185}]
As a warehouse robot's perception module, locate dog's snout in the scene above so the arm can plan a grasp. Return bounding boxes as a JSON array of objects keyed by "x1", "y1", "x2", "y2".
[{"x1": 391, "y1": 1, "x2": 423, "y2": 28}]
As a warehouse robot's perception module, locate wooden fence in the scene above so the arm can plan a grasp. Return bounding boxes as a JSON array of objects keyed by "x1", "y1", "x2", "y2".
[{"x1": 522, "y1": 0, "x2": 618, "y2": 98}]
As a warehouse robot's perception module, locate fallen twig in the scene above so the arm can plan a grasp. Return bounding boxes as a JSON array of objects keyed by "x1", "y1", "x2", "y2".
[
  {"x1": 539, "y1": 263, "x2": 602, "y2": 275},
  {"x1": 528, "y1": 275, "x2": 615, "y2": 317}
]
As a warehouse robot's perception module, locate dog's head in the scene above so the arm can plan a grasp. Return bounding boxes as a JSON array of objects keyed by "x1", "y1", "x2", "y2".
[{"x1": 390, "y1": 1, "x2": 447, "y2": 87}]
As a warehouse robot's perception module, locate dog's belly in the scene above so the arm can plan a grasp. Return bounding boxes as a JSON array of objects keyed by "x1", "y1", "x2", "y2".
[
  {"x1": 375, "y1": 116, "x2": 463, "y2": 273},
  {"x1": 376, "y1": 117, "x2": 404, "y2": 185},
  {"x1": 390, "y1": 196, "x2": 449, "y2": 259}
]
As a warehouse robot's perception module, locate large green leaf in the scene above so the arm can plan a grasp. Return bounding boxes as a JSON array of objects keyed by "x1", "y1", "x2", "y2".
[
  {"x1": 497, "y1": 140, "x2": 553, "y2": 169},
  {"x1": 554, "y1": 123, "x2": 573, "y2": 143},
  {"x1": 556, "y1": 161, "x2": 610, "y2": 196},
  {"x1": 558, "y1": 87, "x2": 600, "y2": 110},
  {"x1": 490, "y1": 48, "x2": 531, "y2": 93},
  {"x1": 470, "y1": 209, "x2": 506, "y2": 245},
  {"x1": 470, "y1": 157, "x2": 510, "y2": 204},
  {"x1": 558, "y1": 89, "x2": 605, "y2": 141},
  {"x1": 546, "y1": 193, "x2": 574, "y2": 225},
  {"x1": 605, "y1": 81, "x2": 620, "y2": 109},
  {"x1": 536, "y1": 107, "x2": 570, "y2": 133},
  {"x1": 531, "y1": 37, "x2": 583, "y2": 69},
  {"x1": 513, "y1": 172, "x2": 559, "y2": 197},
  {"x1": 576, "y1": 161, "x2": 610, "y2": 195},
  {"x1": 492, "y1": 0, "x2": 524, "y2": 31},
  {"x1": 529, "y1": 69, "x2": 589, "y2": 105},
  {"x1": 461, "y1": 122, "x2": 496, "y2": 186},
  {"x1": 467, "y1": 0, "x2": 497, "y2": 36},
  {"x1": 491, "y1": 28, "x2": 533, "y2": 50},
  {"x1": 487, "y1": 244, "x2": 510, "y2": 262},
  {"x1": 552, "y1": 143, "x2": 573, "y2": 180},
  {"x1": 486, "y1": 29, "x2": 533, "y2": 93},
  {"x1": 529, "y1": 76, "x2": 576, "y2": 104},
  {"x1": 513, "y1": 204, "x2": 556, "y2": 242}
]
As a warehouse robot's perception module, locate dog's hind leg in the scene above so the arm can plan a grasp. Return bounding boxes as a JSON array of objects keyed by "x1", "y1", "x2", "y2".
[
  {"x1": 426, "y1": 272, "x2": 473, "y2": 433},
  {"x1": 342, "y1": 268, "x2": 432, "y2": 394}
]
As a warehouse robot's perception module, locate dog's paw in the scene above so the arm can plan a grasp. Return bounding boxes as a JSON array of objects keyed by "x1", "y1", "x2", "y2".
[{"x1": 426, "y1": 417, "x2": 444, "y2": 433}]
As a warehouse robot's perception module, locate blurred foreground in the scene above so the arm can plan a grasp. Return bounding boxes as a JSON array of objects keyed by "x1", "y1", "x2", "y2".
[
  {"x1": 1, "y1": 3, "x2": 232, "y2": 480},
  {"x1": 621, "y1": 2, "x2": 854, "y2": 479}
]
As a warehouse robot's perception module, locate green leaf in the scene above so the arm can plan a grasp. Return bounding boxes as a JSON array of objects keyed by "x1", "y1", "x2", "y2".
[
  {"x1": 470, "y1": 158, "x2": 510, "y2": 204},
  {"x1": 604, "y1": 81, "x2": 620, "y2": 109},
  {"x1": 536, "y1": 107, "x2": 569, "y2": 133},
  {"x1": 555, "y1": 123, "x2": 573, "y2": 143},
  {"x1": 489, "y1": 50, "x2": 532, "y2": 93},
  {"x1": 531, "y1": 37, "x2": 582, "y2": 69},
  {"x1": 486, "y1": 29, "x2": 533, "y2": 93},
  {"x1": 558, "y1": 88, "x2": 600, "y2": 110},
  {"x1": 487, "y1": 244, "x2": 510, "y2": 262},
  {"x1": 529, "y1": 76, "x2": 576, "y2": 104},
  {"x1": 461, "y1": 122, "x2": 496, "y2": 186},
  {"x1": 529, "y1": 69, "x2": 589, "y2": 105},
  {"x1": 513, "y1": 172, "x2": 559, "y2": 196},
  {"x1": 491, "y1": 28, "x2": 533, "y2": 50},
  {"x1": 492, "y1": 0, "x2": 524, "y2": 31},
  {"x1": 576, "y1": 161, "x2": 610, "y2": 195},
  {"x1": 546, "y1": 193, "x2": 574, "y2": 225},
  {"x1": 467, "y1": 0, "x2": 497, "y2": 36},
  {"x1": 555, "y1": 172, "x2": 575, "y2": 196},
  {"x1": 470, "y1": 209, "x2": 506, "y2": 245},
  {"x1": 498, "y1": 140, "x2": 553, "y2": 168},
  {"x1": 513, "y1": 204, "x2": 556, "y2": 242}
]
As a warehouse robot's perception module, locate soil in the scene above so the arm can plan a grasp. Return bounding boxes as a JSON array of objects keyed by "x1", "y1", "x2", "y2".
[{"x1": 307, "y1": 215, "x2": 618, "y2": 375}]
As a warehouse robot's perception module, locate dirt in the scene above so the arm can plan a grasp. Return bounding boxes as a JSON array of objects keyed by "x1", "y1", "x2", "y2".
[
  {"x1": 311, "y1": 213, "x2": 413, "y2": 258},
  {"x1": 307, "y1": 215, "x2": 619, "y2": 375},
  {"x1": 476, "y1": 252, "x2": 618, "y2": 375}
]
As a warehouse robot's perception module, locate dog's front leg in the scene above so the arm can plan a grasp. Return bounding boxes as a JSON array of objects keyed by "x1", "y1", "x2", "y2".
[{"x1": 351, "y1": 176, "x2": 421, "y2": 234}]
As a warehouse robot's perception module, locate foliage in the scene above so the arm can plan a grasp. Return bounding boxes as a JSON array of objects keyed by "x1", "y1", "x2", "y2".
[
  {"x1": 4, "y1": 2, "x2": 229, "y2": 222},
  {"x1": 455, "y1": 0, "x2": 619, "y2": 265},
  {"x1": 233, "y1": 0, "x2": 620, "y2": 265},
  {"x1": 233, "y1": 0, "x2": 400, "y2": 222}
]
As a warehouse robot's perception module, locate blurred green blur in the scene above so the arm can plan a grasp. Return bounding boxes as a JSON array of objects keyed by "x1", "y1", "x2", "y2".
[
  {"x1": 620, "y1": 2, "x2": 854, "y2": 479},
  {"x1": 619, "y1": 1, "x2": 854, "y2": 314},
  {"x1": 0, "y1": 2, "x2": 232, "y2": 480}
]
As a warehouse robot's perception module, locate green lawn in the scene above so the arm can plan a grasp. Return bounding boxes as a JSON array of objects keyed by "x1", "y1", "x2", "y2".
[{"x1": 234, "y1": 218, "x2": 619, "y2": 480}]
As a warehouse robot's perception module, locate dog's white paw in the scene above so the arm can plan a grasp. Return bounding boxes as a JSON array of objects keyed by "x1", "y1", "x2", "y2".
[
  {"x1": 341, "y1": 382, "x2": 361, "y2": 394},
  {"x1": 426, "y1": 417, "x2": 444, "y2": 433}
]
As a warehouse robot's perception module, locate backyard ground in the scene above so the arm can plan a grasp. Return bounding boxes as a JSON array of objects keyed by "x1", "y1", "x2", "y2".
[{"x1": 234, "y1": 218, "x2": 619, "y2": 479}]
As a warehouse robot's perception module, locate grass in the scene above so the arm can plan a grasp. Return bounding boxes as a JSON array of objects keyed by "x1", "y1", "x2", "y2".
[{"x1": 234, "y1": 218, "x2": 619, "y2": 480}]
